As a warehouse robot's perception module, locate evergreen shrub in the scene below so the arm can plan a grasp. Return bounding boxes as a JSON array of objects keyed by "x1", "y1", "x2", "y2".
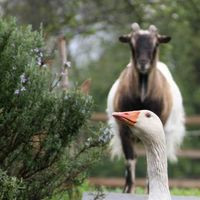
[{"x1": 0, "y1": 18, "x2": 108, "y2": 200}]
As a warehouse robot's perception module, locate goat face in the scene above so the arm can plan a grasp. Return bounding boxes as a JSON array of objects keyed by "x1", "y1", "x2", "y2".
[{"x1": 119, "y1": 23, "x2": 171, "y2": 74}]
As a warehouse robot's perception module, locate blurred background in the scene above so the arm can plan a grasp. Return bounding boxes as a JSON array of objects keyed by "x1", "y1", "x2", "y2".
[{"x1": 1, "y1": 0, "x2": 199, "y2": 190}]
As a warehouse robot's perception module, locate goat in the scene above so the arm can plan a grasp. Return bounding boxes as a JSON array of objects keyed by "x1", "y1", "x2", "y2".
[{"x1": 107, "y1": 23, "x2": 185, "y2": 193}]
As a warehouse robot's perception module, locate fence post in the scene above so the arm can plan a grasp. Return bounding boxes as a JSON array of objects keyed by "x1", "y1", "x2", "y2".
[{"x1": 58, "y1": 36, "x2": 71, "y2": 91}]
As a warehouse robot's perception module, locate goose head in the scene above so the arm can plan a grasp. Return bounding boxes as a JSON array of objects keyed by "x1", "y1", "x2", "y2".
[{"x1": 112, "y1": 110, "x2": 165, "y2": 144}]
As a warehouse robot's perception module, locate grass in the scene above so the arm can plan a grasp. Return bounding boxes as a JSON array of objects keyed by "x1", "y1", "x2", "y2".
[
  {"x1": 171, "y1": 188, "x2": 200, "y2": 196},
  {"x1": 50, "y1": 181, "x2": 200, "y2": 200}
]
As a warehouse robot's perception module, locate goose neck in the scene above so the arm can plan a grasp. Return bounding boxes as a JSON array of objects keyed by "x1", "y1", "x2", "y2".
[{"x1": 145, "y1": 141, "x2": 171, "y2": 200}]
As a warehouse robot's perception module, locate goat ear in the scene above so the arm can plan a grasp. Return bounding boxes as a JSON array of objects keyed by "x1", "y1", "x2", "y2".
[
  {"x1": 158, "y1": 35, "x2": 171, "y2": 43},
  {"x1": 119, "y1": 34, "x2": 131, "y2": 43}
]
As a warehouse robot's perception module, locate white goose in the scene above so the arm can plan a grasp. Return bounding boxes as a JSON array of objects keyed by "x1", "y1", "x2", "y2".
[{"x1": 112, "y1": 110, "x2": 171, "y2": 200}]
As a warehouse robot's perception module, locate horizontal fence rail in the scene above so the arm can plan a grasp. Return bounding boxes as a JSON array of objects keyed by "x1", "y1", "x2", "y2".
[
  {"x1": 90, "y1": 112, "x2": 200, "y2": 189},
  {"x1": 89, "y1": 177, "x2": 200, "y2": 189},
  {"x1": 91, "y1": 113, "x2": 200, "y2": 126},
  {"x1": 135, "y1": 148, "x2": 200, "y2": 159},
  {"x1": 91, "y1": 112, "x2": 200, "y2": 159}
]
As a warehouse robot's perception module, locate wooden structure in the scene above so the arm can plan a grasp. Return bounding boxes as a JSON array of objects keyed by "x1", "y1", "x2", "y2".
[
  {"x1": 91, "y1": 112, "x2": 200, "y2": 126},
  {"x1": 91, "y1": 112, "x2": 200, "y2": 160},
  {"x1": 89, "y1": 113, "x2": 200, "y2": 189},
  {"x1": 89, "y1": 177, "x2": 200, "y2": 189},
  {"x1": 58, "y1": 36, "x2": 70, "y2": 90}
]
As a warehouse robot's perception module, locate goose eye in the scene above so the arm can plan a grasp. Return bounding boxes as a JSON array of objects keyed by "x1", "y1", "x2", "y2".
[{"x1": 145, "y1": 112, "x2": 151, "y2": 118}]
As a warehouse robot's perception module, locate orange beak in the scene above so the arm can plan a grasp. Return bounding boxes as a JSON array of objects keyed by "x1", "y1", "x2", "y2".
[{"x1": 112, "y1": 111, "x2": 140, "y2": 126}]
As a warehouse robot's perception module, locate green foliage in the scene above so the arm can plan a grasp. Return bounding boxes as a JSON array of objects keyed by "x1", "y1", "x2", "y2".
[
  {"x1": 0, "y1": 18, "x2": 108, "y2": 200},
  {"x1": 49, "y1": 181, "x2": 91, "y2": 200},
  {"x1": 68, "y1": 0, "x2": 200, "y2": 115},
  {"x1": 171, "y1": 188, "x2": 200, "y2": 196},
  {"x1": 0, "y1": 169, "x2": 24, "y2": 200}
]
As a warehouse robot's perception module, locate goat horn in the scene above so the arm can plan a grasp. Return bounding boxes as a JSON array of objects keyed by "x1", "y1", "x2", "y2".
[
  {"x1": 149, "y1": 25, "x2": 158, "y2": 33},
  {"x1": 131, "y1": 23, "x2": 140, "y2": 32}
]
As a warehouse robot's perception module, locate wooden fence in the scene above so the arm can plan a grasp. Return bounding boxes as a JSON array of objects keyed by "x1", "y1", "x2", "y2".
[
  {"x1": 91, "y1": 112, "x2": 200, "y2": 126},
  {"x1": 89, "y1": 177, "x2": 200, "y2": 189},
  {"x1": 91, "y1": 112, "x2": 200, "y2": 158},
  {"x1": 89, "y1": 112, "x2": 200, "y2": 189}
]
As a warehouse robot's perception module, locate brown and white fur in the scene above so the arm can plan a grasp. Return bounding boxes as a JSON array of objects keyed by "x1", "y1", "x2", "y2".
[{"x1": 107, "y1": 23, "x2": 185, "y2": 193}]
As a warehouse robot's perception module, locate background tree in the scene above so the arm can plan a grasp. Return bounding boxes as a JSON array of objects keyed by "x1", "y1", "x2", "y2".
[{"x1": 2, "y1": 0, "x2": 198, "y2": 114}]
